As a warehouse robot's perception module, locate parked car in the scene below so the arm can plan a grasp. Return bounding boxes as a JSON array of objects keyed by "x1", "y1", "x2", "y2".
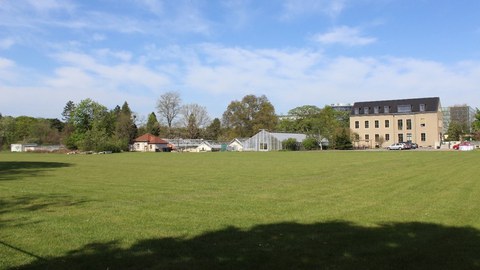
[
  {"x1": 387, "y1": 143, "x2": 405, "y2": 150},
  {"x1": 453, "y1": 141, "x2": 473, "y2": 150},
  {"x1": 403, "y1": 142, "x2": 417, "y2": 149}
]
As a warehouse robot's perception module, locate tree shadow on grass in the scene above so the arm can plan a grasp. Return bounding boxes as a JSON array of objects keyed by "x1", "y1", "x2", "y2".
[
  {"x1": 11, "y1": 221, "x2": 480, "y2": 270},
  {"x1": 0, "y1": 161, "x2": 72, "y2": 181},
  {"x1": 0, "y1": 194, "x2": 91, "y2": 229}
]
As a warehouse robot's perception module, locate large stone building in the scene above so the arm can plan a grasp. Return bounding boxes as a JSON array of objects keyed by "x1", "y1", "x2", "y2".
[{"x1": 350, "y1": 97, "x2": 443, "y2": 148}]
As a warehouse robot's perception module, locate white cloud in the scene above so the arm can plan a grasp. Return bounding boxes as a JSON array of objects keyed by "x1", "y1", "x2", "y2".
[
  {"x1": 50, "y1": 51, "x2": 170, "y2": 92},
  {"x1": 178, "y1": 44, "x2": 480, "y2": 115},
  {"x1": 2, "y1": 45, "x2": 480, "y2": 118},
  {"x1": 313, "y1": 26, "x2": 376, "y2": 46}
]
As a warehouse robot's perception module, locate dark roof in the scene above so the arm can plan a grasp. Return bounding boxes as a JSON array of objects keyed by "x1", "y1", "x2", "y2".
[
  {"x1": 351, "y1": 97, "x2": 440, "y2": 115},
  {"x1": 133, "y1": 133, "x2": 169, "y2": 144}
]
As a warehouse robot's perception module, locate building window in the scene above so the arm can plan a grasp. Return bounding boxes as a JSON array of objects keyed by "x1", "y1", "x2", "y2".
[
  {"x1": 260, "y1": 143, "x2": 268, "y2": 150},
  {"x1": 398, "y1": 134, "x2": 404, "y2": 142},
  {"x1": 398, "y1": 119, "x2": 403, "y2": 130},
  {"x1": 374, "y1": 106, "x2": 380, "y2": 114},
  {"x1": 365, "y1": 121, "x2": 369, "y2": 128},
  {"x1": 375, "y1": 134, "x2": 380, "y2": 142},
  {"x1": 420, "y1": 118, "x2": 426, "y2": 127},
  {"x1": 406, "y1": 119, "x2": 412, "y2": 130},
  {"x1": 355, "y1": 121, "x2": 359, "y2": 129},
  {"x1": 384, "y1": 106, "x2": 390, "y2": 113},
  {"x1": 420, "y1": 104, "x2": 426, "y2": 112},
  {"x1": 398, "y1": 104, "x2": 412, "y2": 113},
  {"x1": 385, "y1": 120, "x2": 390, "y2": 128},
  {"x1": 354, "y1": 108, "x2": 359, "y2": 115},
  {"x1": 365, "y1": 134, "x2": 370, "y2": 140},
  {"x1": 364, "y1": 107, "x2": 369, "y2": 115},
  {"x1": 421, "y1": 133, "x2": 426, "y2": 141},
  {"x1": 406, "y1": 133, "x2": 412, "y2": 142},
  {"x1": 354, "y1": 134, "x2": 360, "y2": 140},
  {"x1": 385, "y1": 134, "x2": 390, "y2": 141},
  {"x1": 375, "y1": 120, "x2": 379, "y2": 128}
]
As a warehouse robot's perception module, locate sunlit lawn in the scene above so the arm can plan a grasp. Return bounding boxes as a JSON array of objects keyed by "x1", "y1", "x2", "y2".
[{"x1": 1, "y1": 150, "x2": 479, "y2": 269}]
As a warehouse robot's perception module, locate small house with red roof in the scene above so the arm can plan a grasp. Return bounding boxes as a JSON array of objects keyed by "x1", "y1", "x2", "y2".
[{"x1": 131, "y1": 133, "x2": 170, "y2": 152}]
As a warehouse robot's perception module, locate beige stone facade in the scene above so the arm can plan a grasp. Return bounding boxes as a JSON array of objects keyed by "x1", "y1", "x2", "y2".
[{"x1": 350, "y1": 97, "x2": 443, "y2": 149}]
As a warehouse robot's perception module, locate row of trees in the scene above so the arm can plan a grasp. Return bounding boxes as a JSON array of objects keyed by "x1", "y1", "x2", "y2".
[
  {"x1": 0, "y1": 114, "x2": 64, "y2": 149},
  {"x1": 1, "y1": 92, "x2": 357, "y2": 151}
]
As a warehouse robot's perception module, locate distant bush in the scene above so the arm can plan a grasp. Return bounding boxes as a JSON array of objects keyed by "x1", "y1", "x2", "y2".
[
  {"x1": 282, "y1": 138, "x2": 299, "y2": 151},
  {"x1": 302, "y1": 137, "x2": 319, "y2": 150}
]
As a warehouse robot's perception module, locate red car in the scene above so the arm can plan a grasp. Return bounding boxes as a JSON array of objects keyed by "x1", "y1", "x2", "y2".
[{"x1": 453, "y1": 142, "x2": 471, "y2": 150}]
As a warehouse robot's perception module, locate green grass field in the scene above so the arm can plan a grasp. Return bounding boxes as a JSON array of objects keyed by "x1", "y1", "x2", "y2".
[{"x1": 1, "y1": 151, "x2": 479, "y2": 269}]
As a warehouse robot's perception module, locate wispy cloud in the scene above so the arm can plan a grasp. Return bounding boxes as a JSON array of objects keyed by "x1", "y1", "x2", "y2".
[
  {"x1": 221, "y1": 0, "x2": 254, "y2": 29},
  {"x1": 136, "y1": 0, "x2": 164, "y2": 16},
  {"x1": 0, "y1": 38, "x2": 15, "y2": 49},
  {"x1": 281, "y1": 0, "x2": 346, "y2": 19},
  {"x1": 25, "y1": 0, "x2": 76, "y2": 14},
  {"x1": 313, "y1": 26, "x2": 376, "y2": 46},
  {"x1": 0, "y1": 0, "x2": 211, "y2": 37}
]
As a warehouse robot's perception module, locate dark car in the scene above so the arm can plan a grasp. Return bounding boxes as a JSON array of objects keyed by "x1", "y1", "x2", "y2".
[{"x1": 403, "y1": 142, "x2": 417, "y2": 149}]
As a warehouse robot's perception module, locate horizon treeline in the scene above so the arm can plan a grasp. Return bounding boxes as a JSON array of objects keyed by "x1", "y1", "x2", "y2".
[{"x1": 0, "y1": 93, "x2": 355, "y2": 151}]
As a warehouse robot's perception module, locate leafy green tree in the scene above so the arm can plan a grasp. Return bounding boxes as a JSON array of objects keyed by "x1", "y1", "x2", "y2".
[
  {"x1": 14, "y1": 116, "x2": 37, "y2": 143},
  {"x1": 67, "y1": 99, "x2": 112, "y2": 150},
  {"x1": 31, "y1": 119, "x2": 62, "y2": 145},
  {"x1": 302, "y1": 137, "x2": 319, "y2": 150},
  {"x1": 278, "y1": 105, "x2": 342, "y2": 146},
  {"x1": 446, "y1": 121, "x2": 467, "y2": 141},
  {"x1": 317, "y1": 106, "x2": 340, "y2": 144},
  {"x1": 222, "y1": 95, "x2": 277, "y2": 139}
]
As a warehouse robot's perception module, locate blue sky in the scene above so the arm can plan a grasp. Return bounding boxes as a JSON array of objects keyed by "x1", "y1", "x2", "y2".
[{"x1": 1, "y1": 0, "x2": 480, "y2": 122}]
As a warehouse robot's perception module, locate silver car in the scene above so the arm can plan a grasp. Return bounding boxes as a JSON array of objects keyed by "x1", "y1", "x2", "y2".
[{"x1": 387, "y1": 143, "x2": 405, "y2": 150}]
